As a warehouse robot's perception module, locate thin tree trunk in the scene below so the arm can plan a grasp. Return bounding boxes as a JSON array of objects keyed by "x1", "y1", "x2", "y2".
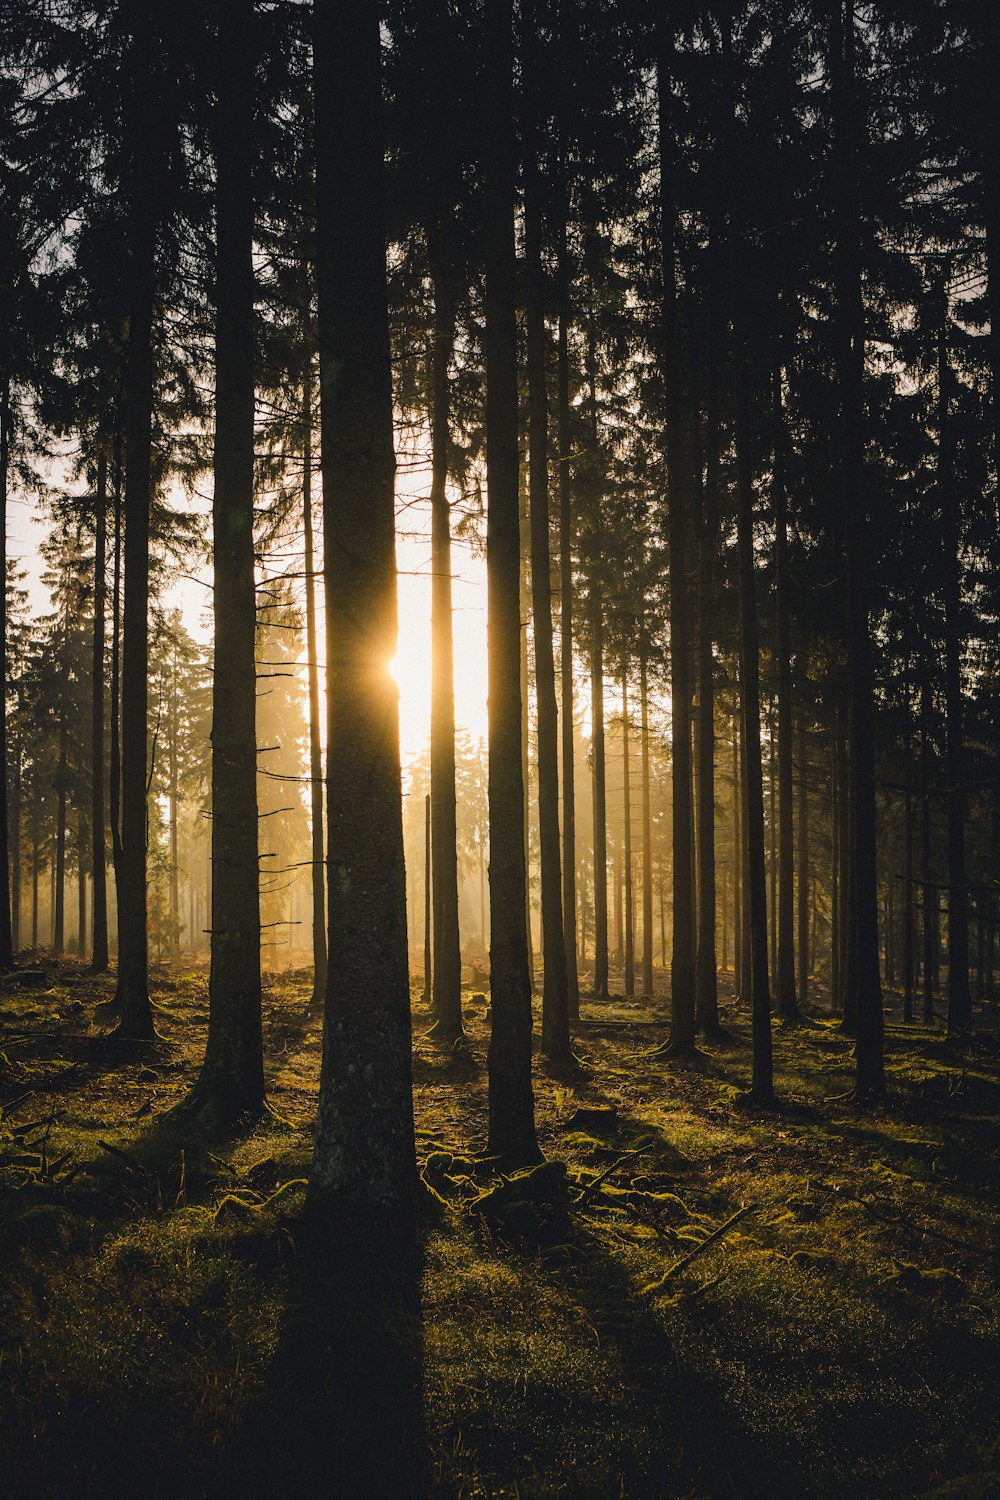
[
  {"x1": 427, "y1": 210, "x2": 464, "y2": 1041},
  {"x1": 310, "y1": 0, "x2": 418, "y2": 1227},
  {"x1": 590, "y1": 599, "x2": 610, "y2": 999},
  {"x1": 938, "y1": 293, "x2": 971, "y2": 1033},
  {"x1": 796, "y1": 703, "x2": 809, "y2": 1010},
  {"x1": 523, "y1": 40, "x2": 570, "y2": 1060},
  {"x1": 657, "y1": 30, "x2": 695, "y2": 1055},
  {"x1": 733, "y1": 723, "x2": 743, "y2": 1000},
  {"x1": 695, "y1": 356, "x2": 719, "y2": 1034},
  {"x1": 90, "y1": 449, "x2": 109, "y2": 970},
  {"x1": 77, "y1": 813, "x2": 87, "y2": 960},
  {"x1": 772, "y1": 364, "x2": 798, "y2": 1019},
  {"x1": 168, "y1": 658, "x2": 179, "y2": 960},
  {"x1": 482, "y1": 0, "x2": 539, "y2": 1167},
  {"x1": 920, "y1": 665, "x2": 935, "y2": 1024},
  {"x1": 0, "y1": 379, "x2": 15, "y2": 969},
  {"x1": 622, "y1": 669, "x2": 634, "y2": 999},
  {"x1": 735, "y1": 353, "x2": 774, "y2": 1103},
  {"x1": 832, "y1": 0, "x2": 884, "y2": 1097},
  {"x1": 109, "y1": 435, "x2": 123, "y2": 929},
  {"x1": 902, "y1": 664, "x2": 915, "y2": 1021},
  {"x1": 302, "y1": 366, "x2": 328, "y2": 1008},
  {"x1": 423, "y1": 792, "x2": 432, "y2": 1005},
  {"x1": 54, "y1": 726, "x2": 67, "y2": 956},
  {"x1": 640, "y1": 644, "x2": 654, "y2": 999},
  {"x1": 113, "y1": 12, "x2": 161, "y2": 1038},
  {"x1": 10, "y1": 742, "x2": 19, "y2": 953},
  {"x1": 190, "y1": 0, "x2": 264, "y2": 1119},
  {"x1": 557, "y1": 200, "x2": 579, "y2": 1018}
]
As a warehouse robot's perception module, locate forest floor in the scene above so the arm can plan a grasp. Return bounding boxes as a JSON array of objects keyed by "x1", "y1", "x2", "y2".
[{"x1": 1, "y1": 962, "x2": 999, "y2": 1499}]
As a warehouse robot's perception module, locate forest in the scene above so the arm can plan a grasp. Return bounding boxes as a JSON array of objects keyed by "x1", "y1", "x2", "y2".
[{"x1": 1, "y1": 1, "x2": 999, "y2": 1496}]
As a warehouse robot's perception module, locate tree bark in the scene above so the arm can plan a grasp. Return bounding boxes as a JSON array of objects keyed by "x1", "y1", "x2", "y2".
[
  {"x1": 90, "y1": 449, "x2": 109, "y2": 970},
  {"x1": 113, "y1": 9, "x2": 162, "y2": 1038},
  {"x1": 557, "y1": 202, "x2": 579, "y2": 1018},
  {"x1": 523, "y1": 32, "x2": 570, "y2": 1060},
  {"x1": 302, "y1": 367, "x2": 327, "y2": 1009},
  {"x1": 937, "y1": 293, "x2": 971, "y2": 1034},
  {"x1": 772, "y1": 364, "x2": 799, "y2": 1020},
  {"x1": 657, "y1": 31, "x2": 695, "y2": 1055},
  {"x1": 640, "y1": 644, "x2": 654, "y2": 999},
  {"x1": 796, "y1": 701, "x2": 809, "y2": 1011},
  {"x1": 310, "y1": 0, "x2": 418, "y2": 1231},
  {"x1": 0, "y1": 380, "x2": 15, "y2": 969},
  {"x1": 190, "y1": 0, "x2": 264, "y2": 1120},
  {"x1": 427, "y1": 211, "x2": 464, "y2": 1042},
  {"x1": 831, "y1": 0, "x2": 884, "y2": 1096},
  {"x1": 694, "y1": 356, "x2": 719, "y2": 1034},
  {"x1": 590, "y1": 596, "x2": 610, "y2": 999},
  {"x1": 483, "y1": 0, "x2": 540, "y2": 1166},
  {"x1": 622, "y1": 669, "x2": 634, "y2": 999}
]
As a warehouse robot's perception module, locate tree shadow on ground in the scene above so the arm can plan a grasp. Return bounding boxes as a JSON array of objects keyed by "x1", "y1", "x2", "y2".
[{"x1": 227, "y1": 1221, "x2": 427, "y2": 1500}]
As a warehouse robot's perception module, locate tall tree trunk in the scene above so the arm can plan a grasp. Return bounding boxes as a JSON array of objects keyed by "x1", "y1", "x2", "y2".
[
  {"x1": 590, "y1": 597, "x2": 610, "y2": 999},
  {"x1": 657, "y1": 30, "x2": 695, "y2": 1055},
  {"x1": 902, "y1": 660, "x2": 915, "y2": 1022},
  {"x1": 168, "y1": 658, "x2": 179, "y2": 960},
  {"x1": 109, "y1": 437, "x2": 123, "y2": 929},
  {"x1": 113, "y1": 11, "x2": 162, "y2": 1038},
  {"x1": 189, "y1": 0, "x2": 264, "y2": 1119},
  {"x1": 796, "y1": 702, "x2": 809, "y2": 1011},
  {"x1": 482, "y1": 0, "x2": 540, "y2": 1167},
  {"x1": 772, "y1": 365, "x2": 799, "y2": 1020},
  {"x1": 557, "y1": 203, "x2": 580, "y2": 1018},
  {"x1": 920, "y1": 665, "x2": 935, "y2": 1024},
  {"x1": 735, "y1": 354, "x2": 774, "y2": 1103},
  {"x1": 523, "y1": 40, "x2": 570, "y2": 1060},
  {"x1": 54, "y1": 725, "x2": 67, "y2": 956},
  {"x1": 10, "y1": 742, "x2": 19, "y2": 953},
  {"x1": 695, "y1": 356, "x2": 719, "y2": 1034},
  {"x1": 0, "y1": 380, "x2": 15, "y2": 970},
  {"x1": 831, "y1": 0, "x2": 884, "y2": 1096},
  {"x1": 302, "y1": 367, "x2": 328, "y2": 1009},
  {"x1": 733, "y1": 723, "x2": 743, "y2": 1000},
  {"x1": 90, "y1": 449, "x2": 109, "y2": 970},
  {"x1": 427, "y1": 215, "x2": 464, "y2": 1042},
  {"x1": 423, "y1": 792, "x2": 432, "y2": 1005},
  {"x1": 640, "y1": 644, "x2": 654, "y2": 999},
  {"x1": 310, "y1": 0, "x2": 418, "y2": 1228},
  {"x1": 938, "y1": 295, "x2": 972, "y2": 1034},
  {"x1": 622, "y1": 670, "x2": 634, "y2": 999},
  {"x1": 77, "y1": 813, "x2": 87, "y2": 960}
]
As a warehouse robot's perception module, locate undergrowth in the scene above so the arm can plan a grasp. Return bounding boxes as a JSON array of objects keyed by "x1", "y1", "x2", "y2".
[{"x1": 1, "y1": 961, "x2": 998, "y2": 1498}]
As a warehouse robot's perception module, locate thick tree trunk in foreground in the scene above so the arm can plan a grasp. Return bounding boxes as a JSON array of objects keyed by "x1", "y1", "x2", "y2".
[
  {"x1": 188, "y1": 0, "x2": 264, "y2": 1120},
  {"x1": 657, "y1": 33, "x2": 695, "y2": 1055},
  {"x1": 302, "y1": 371, "x2": 328, "y2": 1009},
  {"x1": 310, "y1": 0, "x2": 417, "y2": 1231},
  {"x1": 483, "y1": 0, "x2": 539, "y2": 1166},
  {"x1": 90, "y1": 449, "x2": 109, "y2": 971}
]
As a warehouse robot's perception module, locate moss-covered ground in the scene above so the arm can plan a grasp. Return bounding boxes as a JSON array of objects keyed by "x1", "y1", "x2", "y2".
[{"x1": 1, "y1": 963, "x2": 999, "y2": 1498}]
